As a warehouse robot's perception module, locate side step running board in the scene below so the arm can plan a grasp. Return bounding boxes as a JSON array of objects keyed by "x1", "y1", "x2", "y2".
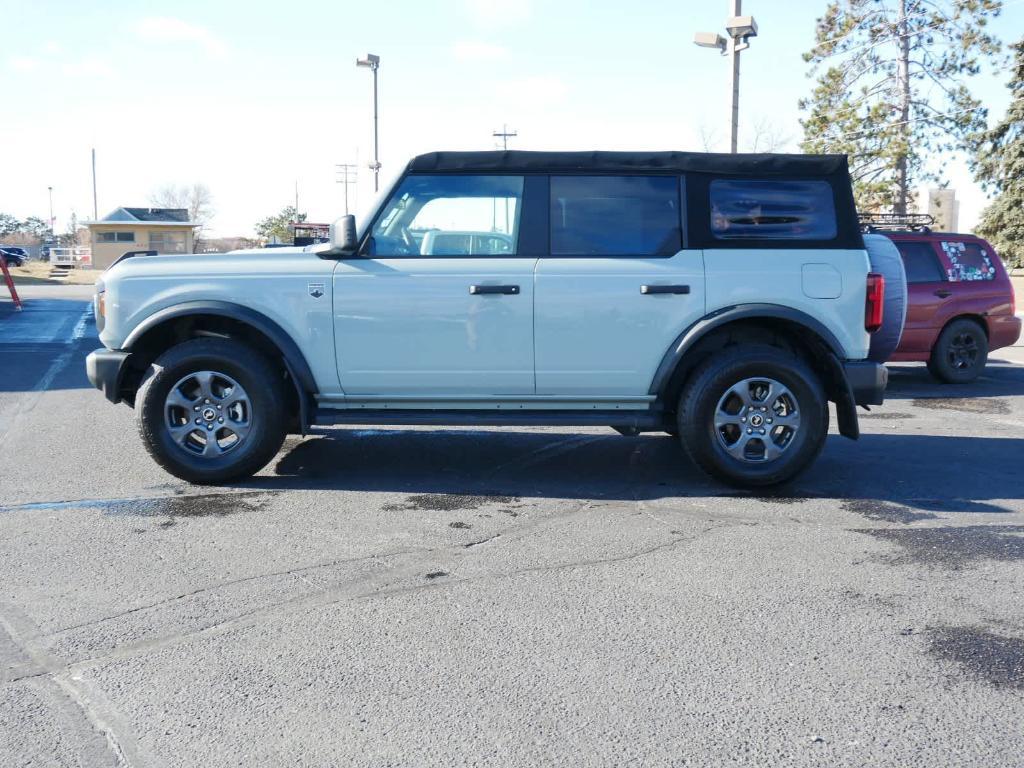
[{"x1": 313, "y1": 408, "x2": 665, "y2": 431}]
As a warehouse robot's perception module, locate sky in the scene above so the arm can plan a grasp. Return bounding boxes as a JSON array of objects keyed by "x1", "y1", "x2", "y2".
[{"x1": 1, "y1": 0, "x2": 1021, "y2": 238}]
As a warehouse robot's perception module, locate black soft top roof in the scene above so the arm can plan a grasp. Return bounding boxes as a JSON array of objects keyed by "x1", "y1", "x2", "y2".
[{"x1": 408, "y1": 150, "x2": 849, "y2": 177}]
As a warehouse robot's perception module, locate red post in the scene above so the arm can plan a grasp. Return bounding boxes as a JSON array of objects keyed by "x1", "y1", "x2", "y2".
[{"x1": 1, "y1": 254, "x2": 23, "y2": 311}]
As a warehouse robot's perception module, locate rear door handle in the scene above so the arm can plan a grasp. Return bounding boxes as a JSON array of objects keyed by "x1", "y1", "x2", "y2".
[
  {"x1": 640, "y1": 284, "x2": 690, "y2": 295},
  {"x1": 934, "y1": 289, "x2": 952, "y2": 298},
  {"x1": 469, "y1": 284, "x2": 520, "y2": 295}
]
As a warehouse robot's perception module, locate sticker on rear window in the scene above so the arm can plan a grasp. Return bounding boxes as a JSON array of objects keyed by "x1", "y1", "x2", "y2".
[{"x1": 941, "y1": 241, "x2": 996, "y2": 282}]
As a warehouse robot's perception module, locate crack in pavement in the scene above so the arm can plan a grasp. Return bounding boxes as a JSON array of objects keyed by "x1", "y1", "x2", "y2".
[
  {"x1": 47, "y1": 546, "x2": 429, "y2": 638},
  {"x1": 46, "y1": 514, "x2": 740, "y2": 684},
  {"x1": 1, "y1": 602, "x2": 141, "y2": 767}
]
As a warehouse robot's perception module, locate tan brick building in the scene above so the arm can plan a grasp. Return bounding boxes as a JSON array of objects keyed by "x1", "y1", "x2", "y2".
[{"x1": 87, "y1": 208, "x2": 198, "y2": 269}]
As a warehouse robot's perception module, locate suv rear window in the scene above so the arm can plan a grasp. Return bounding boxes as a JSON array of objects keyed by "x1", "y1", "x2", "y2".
[
  {"x1": 941, "y1": 241, "x2": 997, "y2": 281},
  {"x1": 550, "y1": 176, "x2": 681, "y2": 256},
  {"x1": 895, "y1": 241, "x2": 945, "y2": 283},
  {"x1": 710, "y1": 179, "x2": 837, "y2": 240}
]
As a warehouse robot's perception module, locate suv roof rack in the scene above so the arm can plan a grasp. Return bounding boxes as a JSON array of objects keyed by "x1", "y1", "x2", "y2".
[{"x1": 858, "y1": 212, "x2": 934, "y2": 233}]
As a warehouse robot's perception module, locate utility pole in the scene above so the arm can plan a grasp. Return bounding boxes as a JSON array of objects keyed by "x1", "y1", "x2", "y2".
[
  {"x1": 492, "y1": 124, "x2": 517, "y2": 151},
  {"x1": 336, "y1": 163, "x2": 358, "y2": 215},
  {"x1": 295, "y1": 180, "x2": 299, "y2": 218},
  {"x1": 894, "y1": 0, "x2": 911, "y2": 216},
  {"x1": 47, "y1": 186, "x2": 54, "y2": 237},
  {"x1": 91, "y1": 149, "x2": 98, "y2": 220},
  {"x1": 356, "y1": 54, "x2": 382, "y2": 192},
  {"x1": 492, "y1": 125, "x2": 517, "y2": 232},
  {"x1": 694, "y1": 1, "x2": 758, "y2": 153}
]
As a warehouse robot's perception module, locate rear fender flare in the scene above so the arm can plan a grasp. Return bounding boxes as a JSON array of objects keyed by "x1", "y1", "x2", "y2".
[{"x1": 649, "y1": 304, "x2": 859, "y2": 439}]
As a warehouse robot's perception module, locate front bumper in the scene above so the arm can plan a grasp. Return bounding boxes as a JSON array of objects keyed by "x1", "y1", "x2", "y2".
[
  {"x1": 843, "y1": 360, "x2": 888, "y2": 407},
  {"x1": 85, "y1": 348, "x2": 131, "y2": 403}
]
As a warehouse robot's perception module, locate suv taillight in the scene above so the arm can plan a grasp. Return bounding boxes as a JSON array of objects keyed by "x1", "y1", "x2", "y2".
[{"x1": 865, "y1": 273, "x2": 885, "y2": 333}]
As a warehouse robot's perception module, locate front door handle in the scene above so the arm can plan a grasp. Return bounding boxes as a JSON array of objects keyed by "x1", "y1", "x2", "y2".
[
  {"x1": 469, "y1": 284, "x2": 520, "y2": 295},
  {"x1": 934, "y1": 289, "x2": 952, "y2": 298},
  {"x1": 641, "y1": 284, "x2": 690, "y2": 295}
]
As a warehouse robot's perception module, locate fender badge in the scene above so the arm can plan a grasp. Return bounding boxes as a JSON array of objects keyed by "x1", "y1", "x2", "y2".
[{"x1": 308, "y1": 283, "x2": 325, "y2": 299}]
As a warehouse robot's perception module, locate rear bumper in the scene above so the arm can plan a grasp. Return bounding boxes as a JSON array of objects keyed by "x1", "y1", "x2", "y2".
[
  {"x1": 85, "y1": 348, "x2": 131, "y2": 403},
  {"x1": 843, "y1": 360, "x2": 888, "y2": 406},
  {"x1": 989, "y1": 313, "x2": 1022, "y2": 351}
]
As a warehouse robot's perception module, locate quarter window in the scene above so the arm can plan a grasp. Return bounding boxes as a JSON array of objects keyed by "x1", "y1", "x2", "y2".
[
  {"x1": 709, "y1": 179, "x2": 837, "y2": 240},
  {"x1": 895, "y1": 241, "x2": 945, "y2": 284},
  {"x1": 941, "y1": 241, "x2": 997, "y2": 281},
  {"x1": 370, "y1": 175, "x2": 523, "y2": 257},
  {"x1": 550, "y1": 176, "x2": 681, "y2": 256}
]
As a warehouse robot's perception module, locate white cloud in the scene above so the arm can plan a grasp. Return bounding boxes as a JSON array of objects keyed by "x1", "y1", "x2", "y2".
[
  {"x1": 62, "y1": 56, "x2": 116, "y2": 80},
  {"x1": 134, "y1": 17, "x2": 228, "y2": 58},
  {"x1": 42, "y1": 41, "x2": 62, "y2": 56},
  {"x1": 500, "y1": 75, "x2": 568, "y2": 108},
  {"x1": 463, "y1": 0, "x2": 532, "y2": 27},
  {"x1": 452, "y1": 40, "x2": 508, "y2": 60},
  {"x1": 8, "y1": 56, "x2": 39, "y2": 73}
]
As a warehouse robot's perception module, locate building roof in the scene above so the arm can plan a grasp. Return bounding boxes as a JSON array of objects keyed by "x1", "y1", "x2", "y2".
[
  {"x1": 85, "y1": 207, "x2": 198, "y2": 227},
  {"x1": 407, "y1": 150, "x2": 850, "y2": 176}
]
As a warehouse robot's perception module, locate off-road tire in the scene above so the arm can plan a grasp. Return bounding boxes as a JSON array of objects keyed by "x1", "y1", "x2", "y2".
[
  {"x1": 677, "y1": 344, "x2": 829, "y2": 488},
  {"x1": 136, "y1": 338, "x2": 288, "y2": 484},
  {"x1": 926, "y1": 318, "x2": 988, "y2": 384}
]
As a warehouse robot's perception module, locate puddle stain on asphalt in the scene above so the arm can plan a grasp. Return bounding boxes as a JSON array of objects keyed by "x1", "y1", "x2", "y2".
[
  {"x1": 383, "y1": 493, "x2": 518, "y2": 512},
  {"x1": 912, "y1": 397, "x2": 1011, "y2": 415},
  {"x1": 927, "y1": 626, "x2": 1024, "y2": 690},
  {"x1": 856, "y1": 525, "x2": 1024, "y2": 568},
  {"x1": 0, "y1": 492, "x2": 270, "y2": 523},
  {"x1": 842, "y1": 499, "x2": 938, "y2": 524}
]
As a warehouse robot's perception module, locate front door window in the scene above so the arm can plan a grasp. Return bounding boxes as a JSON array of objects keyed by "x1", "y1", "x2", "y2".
[{"x1": 369, "y1": 175, "x2": 523, "y2": 257}]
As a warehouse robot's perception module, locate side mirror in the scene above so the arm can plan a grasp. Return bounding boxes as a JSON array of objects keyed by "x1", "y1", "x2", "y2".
[{"x1": 322, "y1": 215, "x2": 358, "y2": 256}]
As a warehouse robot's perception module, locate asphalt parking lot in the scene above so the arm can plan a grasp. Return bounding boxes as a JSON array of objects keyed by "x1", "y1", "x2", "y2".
[{"x1": 2, "y1": 285, "x2": 1023, "y2": 767}]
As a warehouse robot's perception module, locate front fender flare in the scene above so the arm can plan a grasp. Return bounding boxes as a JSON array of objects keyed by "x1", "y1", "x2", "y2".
[{"x1": 121, "y1": 300, "x2": 318, "y2": 396}]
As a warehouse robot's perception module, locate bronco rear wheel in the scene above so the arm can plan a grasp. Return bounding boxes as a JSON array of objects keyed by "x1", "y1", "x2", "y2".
[
  {"x1": 136, "y1": 338, "x2": 288, "y2": 484},
  {"x1": 677, "y1": 344, "x2": 828, "y2": 487}
]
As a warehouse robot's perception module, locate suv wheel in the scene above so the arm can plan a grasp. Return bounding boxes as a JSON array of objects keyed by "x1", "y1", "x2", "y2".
[
  {"x1": 677, "y1": 345, "x2": 828, "y2": 488},
  {"x1": 136, "y1": 338, "x2": 288, "y2": 484},
  {"x1": 927, "y1": 318, "x2": 988, "y2": 384}
]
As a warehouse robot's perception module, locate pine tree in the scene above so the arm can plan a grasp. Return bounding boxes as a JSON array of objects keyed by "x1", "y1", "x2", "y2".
[
  {"x1": 800, "y1": 0, "x2": 1002, "y2": 213},
  {"x1": 971, "y1": 37, "x2": 1024, "y2": 267}
]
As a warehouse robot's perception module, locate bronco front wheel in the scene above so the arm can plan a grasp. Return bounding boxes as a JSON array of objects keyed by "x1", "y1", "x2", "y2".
[{"x1": 135, "y1": 338, "x2": 288, "y2": 484}]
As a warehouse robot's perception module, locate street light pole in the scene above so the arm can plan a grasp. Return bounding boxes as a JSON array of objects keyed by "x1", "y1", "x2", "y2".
[
  {"x1": 728, "y1": 1, "x2": 742, "y2": 153},
  {"x1": 694, "y1": 1, "x2": 758, "y2": 153},
  {"x1": 356, "y1": 53, "x2": 382, "y2": 192}
]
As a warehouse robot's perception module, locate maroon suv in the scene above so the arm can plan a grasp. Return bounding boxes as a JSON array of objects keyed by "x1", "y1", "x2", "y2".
[{"x1": 882, "y1": 229, "x2": 1020, "y2": 382}]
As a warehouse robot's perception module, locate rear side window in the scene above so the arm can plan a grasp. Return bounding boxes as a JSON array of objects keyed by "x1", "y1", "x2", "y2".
[
  {"x1": 550, "y1": 176, "x2": 681, "y2": 256},
  {"x1": 941, "y1": 241, "x2": 997, "y2": 282},
  {"x1": 895, "y1": 241, "x2": 945, "y2": 284},
  {"x1": 710, "y1": 180, "x2": 837, "y2": 240}
]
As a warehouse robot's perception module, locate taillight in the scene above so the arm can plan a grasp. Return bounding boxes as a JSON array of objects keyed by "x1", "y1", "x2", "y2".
[{"x1": 865, "y1": 272, "x2": 885, "y2": 333}]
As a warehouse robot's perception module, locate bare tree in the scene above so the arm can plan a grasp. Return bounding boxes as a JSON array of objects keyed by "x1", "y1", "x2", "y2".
[
  {"x1": 149, "y1": 183, "x2": 215, "y2": 237},
  {"x1": 698, "y1": 124, "x2": 720, "y2": 152},
  {"x1": 748, "y1": 117, "x2": 793, "y2": 153}
]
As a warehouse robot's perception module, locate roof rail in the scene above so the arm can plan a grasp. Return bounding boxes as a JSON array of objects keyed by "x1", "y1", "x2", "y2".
[{"x1": 858, "y1": 212, "x2": 935, "y2": 233}]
